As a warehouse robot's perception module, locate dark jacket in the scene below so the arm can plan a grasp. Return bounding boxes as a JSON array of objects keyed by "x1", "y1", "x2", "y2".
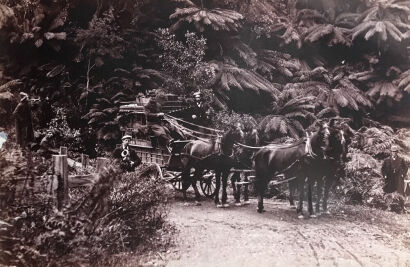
[
  {"x1": 113, "y1": 146, "x2": 141, "y2": 172},
  {"x1": 382, "y1": 156, "x2": 408, "y2": 195},
  {"x1": 13, "y1": 98, "x2": 34, "y2": 147}
]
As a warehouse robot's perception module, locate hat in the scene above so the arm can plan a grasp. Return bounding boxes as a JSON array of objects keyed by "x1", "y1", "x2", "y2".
[
  {"x1": 122, "y1": 135, "x2": 132, "y2": 140},
  {"x1": 391, "y1": 145, "x2": 399, "y2": 152}
]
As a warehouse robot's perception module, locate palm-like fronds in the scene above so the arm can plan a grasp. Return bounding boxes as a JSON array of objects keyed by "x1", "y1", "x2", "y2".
[
  {"x1": 330, "y1": 78, "x2": 373, "y2": 111},
  {"x1": 258, "y1": 92, "x2": 316, "y2": 139},
  {"x1": 228, "y1": 38, "x2": 257, "y2": 67},
  {"x1": 396, "y1": 69, "x2": 410, "y2": 93},
  {"x1": 254, "y1": 50, "x2": 301, "y2": 80},
  {"x1": 210, "y1": 60, "x2": 281, "y2": 100},
  {"x1": 351, "y1": 126, "x2": 396, "y2": 157},
  {"x1": 285, "y1": 68, "x2": 372, "y2": 115},
  {"x1": 303, "y1": 24, "x2": 352, "y2": 46},
  {"x1": 293, "y1": 66, "x2": 331, "y2": 83},
  {"x1": 352, "y1": 1, "x2": 410, "y2": 42},
  {"x1": 366, "y1": 80, "x2": 403, "y2": 105},
  {"x1": 170, "y1": 7, "x2": 243, "y2": 32}
]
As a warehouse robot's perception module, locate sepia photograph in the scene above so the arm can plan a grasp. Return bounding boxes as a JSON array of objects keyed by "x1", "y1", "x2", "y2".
[{"x1": 0, "y1": 0, "x2": 409, "y2": 266}]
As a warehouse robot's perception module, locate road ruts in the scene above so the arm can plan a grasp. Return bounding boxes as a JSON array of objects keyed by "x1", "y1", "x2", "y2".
[{"x1": 163, "y1": 197, "x2": 410, "y2": 267}]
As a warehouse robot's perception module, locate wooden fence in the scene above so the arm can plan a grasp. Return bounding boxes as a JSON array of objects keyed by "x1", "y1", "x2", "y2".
[{"x1": 50, "y1": 146, "x2": 109, "y2": 210}]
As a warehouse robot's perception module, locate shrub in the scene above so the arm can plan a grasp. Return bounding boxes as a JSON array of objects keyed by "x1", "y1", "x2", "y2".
[
  {"x1": 0, "y1": 147, "x2": 170, "y2": 266},
  {"x1": 338, "y1": 126, "x2": 409, "y2": 212}
]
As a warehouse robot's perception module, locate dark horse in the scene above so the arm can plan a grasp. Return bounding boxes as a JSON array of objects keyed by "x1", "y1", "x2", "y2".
[
  {"x1": 253, "y1": 122, "x2": 330, "y2": 216},
  {"x1": 295, "y1": 121, "x2": 354, "y2": 216},
  {"x1": 180, "y1": 126, "x2": 244, "y2": 206}
]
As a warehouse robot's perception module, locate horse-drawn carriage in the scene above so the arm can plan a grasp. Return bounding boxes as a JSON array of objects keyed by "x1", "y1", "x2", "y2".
[
  {"x1": 118, "y1": 94, "x2": 218, "y2": 198},
  {"x1": 118, "y1": 93, "x2": 354, "y2": 216}
]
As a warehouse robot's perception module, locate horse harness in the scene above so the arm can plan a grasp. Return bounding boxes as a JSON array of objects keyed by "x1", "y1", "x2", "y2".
[{"x1": 180, "y1": 134, "x2": 234, "y2": 161}]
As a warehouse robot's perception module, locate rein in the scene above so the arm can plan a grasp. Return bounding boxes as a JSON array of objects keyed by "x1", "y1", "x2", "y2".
[{"x1": 164, "y1": 114, "x2": 223, "y2": 133}]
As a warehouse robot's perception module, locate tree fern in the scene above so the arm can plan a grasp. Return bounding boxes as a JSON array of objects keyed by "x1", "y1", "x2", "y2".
[
  {"x1": 211, "y1": 60, "x2": 280, "y2": 97},
  {"x1": 352, "y1": 0, "x2": 410, "y2": 43},
  {"x1": 367, "y1": 80, "x2": 403, "y2": 105},
  {"x1": 170, "y1": 7, "x2": 243, "y2": 32},
  {"x1": 258, "y1": 91, "x2": 316, "y2": 140},
  {"x1": 396, "y1": 69, "x2": 410, "y2": 93},
  {"x1": 304, "y1": 23, "x2": 352, "y2": 46},
  {"x1": 254, "y1": 50, "x2": 301, "y2": 80}
]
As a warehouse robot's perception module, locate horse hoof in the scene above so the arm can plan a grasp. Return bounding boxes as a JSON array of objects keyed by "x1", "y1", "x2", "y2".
[
  {"x1": 309, "y1": 214, "x2": 317, "y2": 218},
  {"x1": 223, "y1": 203, "x2": 230, "y2": 208},
  {"x1": 243, "y1": 200, "x2": 251, "y2": 206},
  {"x1": 290, "y1": 205, "x2": 297, "y2": 209},
  {"x1": 257, "y1": 208, "x2": 265, "y2": 213},
  {"x1": 216, "y1": 203, "x2": 223, "y2": 208},
  {"x1": 322, "y1": 210, "x2": 330, "y2": 215},
  {"x1": 235, "y1": 202, "x2": 242, "y2": 207},
  {"x1": 297, "y1": 214, "x2": 304, "y2": 219}
]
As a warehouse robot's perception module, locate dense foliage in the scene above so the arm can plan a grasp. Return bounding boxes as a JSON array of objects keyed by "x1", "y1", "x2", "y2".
[
  {"x1": 0, "y1": 0, "x2": 409, "y2": 264},
  {"x1": 0, "y1": 0, "x2": 409, "y2": 142},
  {"x1": 0, "y1": 146, "x2": 170, "y2": 265}
]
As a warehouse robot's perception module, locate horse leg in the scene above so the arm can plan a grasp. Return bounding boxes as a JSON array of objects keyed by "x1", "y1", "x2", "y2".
[
  {"x1": 214, "y1": 171, "x2": 222, "y2": 207},
  {"x1": 221, "y1": 170, "x2": 230, "y2": 207},
  {"x1": 308, "y1": 178, "x2": 316, "y2": 218},
  {"x1": 230, "y1": 172, "x2": 240, "y2": 204},
  {"x1": 322, "y1": 177, "x2": 333, "y2": 214},
  {"x1": 181, "y1": 167, "x2": 191, "y2": 201},
  {"x1": 289, "y1": 178, "x2": 297, "y2": 209},
  {"x1": 255, "y1": 177, "x2": 267, "y2": 213},
  {"x1": 316, "y1": 177, "x2": 324, "y2": 214},
  {"x1": 243, "y1": 173, "x2": 250, "y2": 205},
  {"x1": 296, "y1": 177, "x2": 305, "y2": 219},
  {"x1": 192, "y1": 168, "x2": 202, "y2": 204}
]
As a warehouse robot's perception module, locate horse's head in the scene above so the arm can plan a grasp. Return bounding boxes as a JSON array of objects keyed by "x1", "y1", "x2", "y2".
[
  {"x1": 327, "y1": 120, "x2": 355, "y2": 161},
  {"x1": 309, "y1": 121, "x2": 331, "y2": 157},
  {"x1": 220, "y1": 124, "x2": 245, "y2": 156}
]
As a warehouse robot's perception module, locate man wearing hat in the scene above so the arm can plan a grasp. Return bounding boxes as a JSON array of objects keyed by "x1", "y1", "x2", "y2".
[
  {"x1": 382, "y1": 145, "x2": 408, "y2": 195},
  {"x1": 38, "y1": 130, "x2": 58, "y2": 159},
  {"x1": 13, "y1": 92, "x2": 34, "y2": 148},
  {"x1": 190, "y1": 91, "x2": 211, "y2": 126},
  {"x1": 113, "y1": 135, "x2": 141, "y2": 172}
]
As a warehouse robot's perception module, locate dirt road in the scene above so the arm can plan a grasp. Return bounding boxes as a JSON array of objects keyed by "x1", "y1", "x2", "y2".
[{"x1": 143, "y1": 194, "x2": 410, "y2": 267}]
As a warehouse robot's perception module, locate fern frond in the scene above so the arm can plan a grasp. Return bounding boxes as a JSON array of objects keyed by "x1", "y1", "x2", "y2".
[
  {"x1": 367, "y1": 81, "x2": 403, "y2": 105},
  {"x1": 397, "y1": 70, "x2": 410, "y2": 93},
  {"x1": 335, "y1": 12, "x2": 360, "y2": 28},
  {"x1": 352, "y1": 21, "x2": 377, "y2": 40},
  {"x1": 170, "y1": 7, "x2": 243, "y2": 32}
]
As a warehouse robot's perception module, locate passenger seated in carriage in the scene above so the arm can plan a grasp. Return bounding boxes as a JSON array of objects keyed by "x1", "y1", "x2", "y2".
[{"x1": 113, "y1": 135, "x2": 141, "y2": 172}]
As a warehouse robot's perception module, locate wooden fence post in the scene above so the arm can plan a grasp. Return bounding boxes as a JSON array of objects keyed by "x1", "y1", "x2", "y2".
[
  {"x1": 96, "y1": 157, "x2": 109, "y2": 174},
  {"x1": 59, "y1": 146, "x2": 68, "y2": 155},
  {"x1": 81, "y1": 154, "x2": 89, "y2": 169},
  {"x1": 52, "y1": 154, "x2": 68, "y2": 210}
]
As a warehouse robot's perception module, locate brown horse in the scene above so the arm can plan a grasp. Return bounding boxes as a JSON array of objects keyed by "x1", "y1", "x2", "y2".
[
  {"x1": 300, "y1": 121, "x2": 355, "y2": 216},
  {"x1": 180, "y1": 126, "x2": 244, "y2": 206},
  {"x1": 253, "y1": 122, "x2": 330, "y2": 216}
]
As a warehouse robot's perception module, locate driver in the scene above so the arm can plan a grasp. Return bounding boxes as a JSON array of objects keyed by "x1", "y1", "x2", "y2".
[{"x1": 113, "y1": 135, "x2": 141, "y2": 172}]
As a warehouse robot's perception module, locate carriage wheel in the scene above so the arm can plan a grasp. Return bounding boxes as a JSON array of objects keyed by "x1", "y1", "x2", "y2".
[
  {"x1": 166, "y1": 172, "x2": 183, "y2": 192},
  {"x1": 200, "y1": 172, "x2": 216, "y2": 198}
]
